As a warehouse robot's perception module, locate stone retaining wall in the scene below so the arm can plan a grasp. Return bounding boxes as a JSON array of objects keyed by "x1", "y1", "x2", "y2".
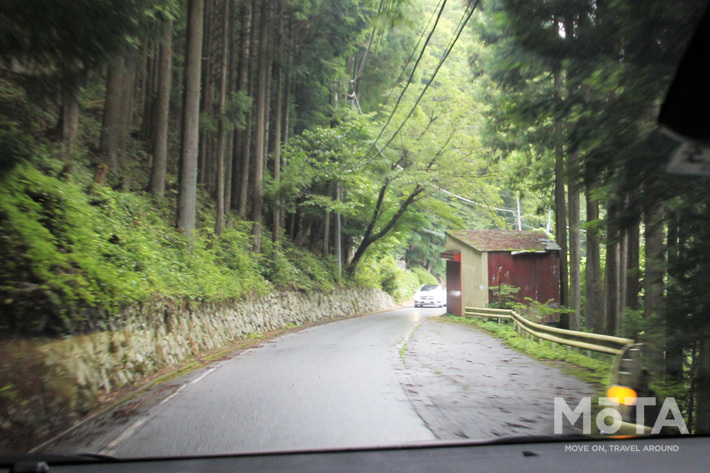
[
  {"x1": 47, "y1": 287, "x2": 395, "y2": 397},
  {"x1": 0, "y1": 287, "x2": 395, "y2": 452}
]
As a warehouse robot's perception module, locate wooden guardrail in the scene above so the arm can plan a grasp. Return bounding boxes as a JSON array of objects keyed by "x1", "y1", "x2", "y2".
[{"x1": 463, "y1": 306, "x2": 634, "y2": 356}]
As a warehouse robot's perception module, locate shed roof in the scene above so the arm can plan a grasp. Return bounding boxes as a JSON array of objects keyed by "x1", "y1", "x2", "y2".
[{"x1": 447, "y1": 229, "x2": 560, "y2": 252}]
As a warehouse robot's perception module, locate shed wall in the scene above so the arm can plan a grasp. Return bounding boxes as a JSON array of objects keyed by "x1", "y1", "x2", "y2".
[
  {"x1": 487, "y1": 251, "x2": 560, "y2": 305},
  {"x1": 446, "y1": 236, "x2": 488, "y2": 308}
]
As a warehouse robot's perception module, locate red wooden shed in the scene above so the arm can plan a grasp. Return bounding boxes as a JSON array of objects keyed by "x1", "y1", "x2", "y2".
[{"x1": 441, "y1": 230, "x2": 561, "y2": 316}]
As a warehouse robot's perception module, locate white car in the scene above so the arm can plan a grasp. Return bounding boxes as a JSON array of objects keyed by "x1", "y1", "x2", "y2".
[{"x1": 414, "y1": 284, "x2": 446, "y2": 308}]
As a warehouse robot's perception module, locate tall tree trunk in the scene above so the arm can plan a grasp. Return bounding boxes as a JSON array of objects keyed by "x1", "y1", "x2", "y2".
[
  {"x1": 224, "y1": 129, "x2": 234, "y2": 213},
  {"x1": 618, "y1": 225, "x2": 628, "y2": 319},
  {"x1": 695, "y1": 211, "x2": 710, "y2": 433},
  {"x1": 288, "y1": 208, "x2": 297, "y2": 240},
  {"x1": 140, "y1": 44, "x2": 157, "y2": 142},
  {"x1": 564, "y1": 28, "x2": 581, "y2": 330},
  {"x1": 261, "y1": 52, "x2": 273, "y2": 233},
  {"x1": 665, "y1": 209, "x2": 683, "y2": 383},
  {"x1": 282, "y1": 72, "x2": 291, "y2": 146},
  {"x1": 264, "y1": 54, "x2": 273, "y2": 163},
  {"x1": 149, "y1": 18, "x2": 173, "y2": 197},
  {"x1": 177, "y1": 0, "x2": 205, "y2": 234},
  {"x1": 60, "y1": 85, "x2": 80, "y2": 160},
  {"x1": 585, "y1": 185, "x2": 603, "y2": 332},
  {"x1": 272, "y1": 0, "x2": 284, "y2": 242},
  {"x1": 215, "y1": 0, "x2": 230, "y2": 236},
  {"x1": 224, "y1": 0, "x2": 238, "y2": 214},
  {"x1": 567, "y1": 150, "x2": 581, "y2": 330},
  {"x1": 322, "y1": 185, "x2": 331, "y2": 259},
  {"x1": 230, "y1": 1, "x2": 251, "y2": 211},
  {"x1": 238, "y1": 0, "x2": 259, "y2": 218},
  {"x1": 644, "y1": 200, "x2": 665, "y2": 375},
  {"x1": 335, "y1": 181, "x2": 343, "y2": 276},
  {"x1": 279, "y1": 28, "x2": 291, "y2": 231},
  {"x1": 553, "y1": 70, "x2": 569, "y2": 325},
  {"x1": 295, "y1": 215, "x2": 312, "y2": 247},
  {"x1": 198, "y1": 0, "x2": 214, "y2": 187},
  {"x1": 626, "y1": 220, "x2": 641, "y2": 310},
  {"x1": 99, "y1": 57, "x2": 126, "y2": 172},
  {"x1": 251, "y1": 0, "x2": 270, "y2": 252},
  {"x1": 322, "y1": 208, "x2": 331, "y2": 258},
  {"x1": 134, "y1": 53, "x2": 147, "y2": 128},
  {"x1": 697, "y1": 336, "x2": 710, "y2": 434},
  {"x1": 117, "y1": 61, "x2": 136, "y2": 188},
  {"x1": 604, "y1": 197, "x2": 620, "y2": 335}
]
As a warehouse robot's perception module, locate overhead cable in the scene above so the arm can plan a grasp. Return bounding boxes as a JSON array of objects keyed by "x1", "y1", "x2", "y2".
[
  {"x1": 362, "y1": 0, "x2": 482, "y2": 167},
  {"x1": 362, "y1": 0, "x2": 449, "y2": 159}
]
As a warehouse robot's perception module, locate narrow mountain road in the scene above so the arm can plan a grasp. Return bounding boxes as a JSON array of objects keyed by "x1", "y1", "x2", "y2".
[{"x1": 46, "y1": 307, "x2": 595, "y2": 457}]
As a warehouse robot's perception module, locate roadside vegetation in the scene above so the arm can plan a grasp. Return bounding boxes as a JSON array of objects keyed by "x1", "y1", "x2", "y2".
[{"x1": 0, "y1": 157, "x2": 435, "y2": 333}]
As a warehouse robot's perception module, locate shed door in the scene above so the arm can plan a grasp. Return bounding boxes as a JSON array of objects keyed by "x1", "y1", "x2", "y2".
[{"x1": 446, "y1": 260, "x2": 462, "y2": 316}]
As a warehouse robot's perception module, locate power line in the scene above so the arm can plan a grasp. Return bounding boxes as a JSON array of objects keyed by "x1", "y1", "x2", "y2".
[
  {"x1": 439, "y1": 188, "x2": 516, "y2": 214},
  {"x1": 349, "y1": 0, "x2": 385, "y2": 110},
  {"x1": 441, "y1": 188, "x2": 564, "y2": 233},
  {"x1": 362, "y1": 0, "x2": 449, "y2": 159},
  {"x1": 362, "y1": 0, "x2": 481, "y2": 167},
  {"x1": 379, "y1": 0, "x2": 445, "y2": 109},
  {"x1": 369, "y1": 1, "x2": 479, "y2": 162}
]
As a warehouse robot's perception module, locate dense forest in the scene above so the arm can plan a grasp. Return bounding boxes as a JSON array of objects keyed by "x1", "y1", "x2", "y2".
[{"x1": 1, "y1": 0, "x2": 709, "y2": 432}]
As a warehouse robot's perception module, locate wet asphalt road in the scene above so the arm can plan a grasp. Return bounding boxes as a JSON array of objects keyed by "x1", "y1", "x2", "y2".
[{"x1": 47, "y1": 307, "x2": 595, "y2": 457}]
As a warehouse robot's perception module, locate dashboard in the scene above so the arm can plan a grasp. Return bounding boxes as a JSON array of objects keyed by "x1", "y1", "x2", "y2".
[{"x1": 4, "y1": 435, "x2": 706, "y2": 473}]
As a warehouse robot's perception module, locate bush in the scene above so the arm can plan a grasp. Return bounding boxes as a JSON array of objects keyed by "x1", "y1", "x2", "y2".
[
  {"x1": 260, "y1": 238, "x2": 339, "y2": 292},
  {"x1": 487, "y1": 283, "x2": 520, "y2": 309},
  {"x1": 514, "y1": 298, "x2": 572, "y2": 325},
  {"x1": 411, "y1": 266, "x2": 438, "y2": 285},
  {"x1": 355, "y1": 255, "x2": 420, "y2": 302}
]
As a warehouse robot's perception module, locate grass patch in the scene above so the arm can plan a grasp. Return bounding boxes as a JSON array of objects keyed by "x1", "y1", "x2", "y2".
[
  {"x1": 399, "y1": 343, "x2": 408, "y2": 364},
  {"x1": 399, "y1": 321, "x2": 423, "y2": 366}
]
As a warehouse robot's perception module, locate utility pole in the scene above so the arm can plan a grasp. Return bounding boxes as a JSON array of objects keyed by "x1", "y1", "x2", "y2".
[{"x1": 516, "y1": 196, "x2": 522, "y2": 231}]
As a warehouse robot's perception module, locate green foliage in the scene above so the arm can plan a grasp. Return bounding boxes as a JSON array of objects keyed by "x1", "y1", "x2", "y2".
[
  {"x1": 275, "y1": 113, "x2": 371, "y2": 215},
  {"x1": 619, "y1": 308, "x2": 646, "y2": 341},
  {"x1": 0, "y1": 0, "x2": 177, "y2": 93},
  {"x1": 260, "y1": 238, "x2": 339, "y2": 292},
  {"x1": 411, "y1": 266, "x2": 438, "y2": 285},
  {"x1": 0, "y1": 79, "x2": 52, "y2": 177},
  {"x1": 224, "y1": 90, "x2": 252, "y2": 131},
  {"x1": 289, "y1": 0, "x2": 374, "y2": 132},
  {"x1": 381, "y1": 263, "x2": 419, "y2": 303},
  {"x1": 486, "y1": 283, "x2": 520, "y2": 309},
  {"x1": 515, "y1": 298, "x2": 572, "y2": 325},
  {"x1": 0, "y1": 161, "x2": 340, "y2": 334},
  {"x1": 354, "y1": 254, "x2": 419, "y2": 302},
  {"x1": 0, "y1": 116, "x2": 36, "y2": 176}
]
